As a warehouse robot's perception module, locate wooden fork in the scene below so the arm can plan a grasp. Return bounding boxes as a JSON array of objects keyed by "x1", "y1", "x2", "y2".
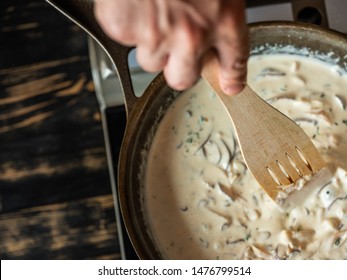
[{"x1": 201, "y1": 54, "x2": 328, "y2": 204}]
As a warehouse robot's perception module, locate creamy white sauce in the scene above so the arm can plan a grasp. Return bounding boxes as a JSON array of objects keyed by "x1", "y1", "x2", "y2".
[{"x1": 144, "y1": 55, "x2": 347, "y2": 259}]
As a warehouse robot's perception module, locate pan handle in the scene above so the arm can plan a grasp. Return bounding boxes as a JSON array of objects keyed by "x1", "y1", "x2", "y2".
[{"x1": 45, "y1": 0, "x2": 138, "y2": 115}]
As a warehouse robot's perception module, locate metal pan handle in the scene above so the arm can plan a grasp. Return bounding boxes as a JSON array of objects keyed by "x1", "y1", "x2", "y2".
[{"x1": 45, "y1": 0, "x2": 137, "y2": 115}]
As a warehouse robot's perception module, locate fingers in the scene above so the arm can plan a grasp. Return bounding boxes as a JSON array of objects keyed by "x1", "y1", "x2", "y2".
[
  {"x1": 214, "y1": 0, "x2": 249, "y2": 95},
  {"x1": 163, "y1": 15, "x2": 204, "y2": 90},
  {"x1": 94, "y1": 0, "x2": 206, "y2": 90},
  {"x1": 94, "y1": 0, "x2": 249, "y2": 95},
  {"x1": 94, "y1": 0, "x2": 138, "y2": 45},
  {"x1": 136, "y1": 45, "x2": 168, "y2": 73},
  {"x1": 135, "y1": 6, "x2": 168, "y2": 73},
  {"x1": 95, "y1": 0, "x2": 167, "y2": 72},
  {"x1": 94, "y1": 0, "x2": 161, "y2": 49}
]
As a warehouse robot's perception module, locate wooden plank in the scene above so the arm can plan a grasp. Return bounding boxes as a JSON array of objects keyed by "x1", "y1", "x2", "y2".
[
  {"x1": 0, "y1": 0, "x2": 115, "y2": 213},
  {"x1": 0, "y1": 0, "x2": 124, "y2": 259},
  {"x1": 0, "y1": 194, "x2": 121, "y2": 259}
]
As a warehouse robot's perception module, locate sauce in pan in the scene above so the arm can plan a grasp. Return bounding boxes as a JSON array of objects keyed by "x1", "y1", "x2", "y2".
[{"x1": 145, "y1": 54, "x2": 347, "y2": 259}]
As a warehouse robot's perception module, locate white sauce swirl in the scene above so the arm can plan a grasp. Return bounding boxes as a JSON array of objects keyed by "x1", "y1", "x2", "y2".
[{"x1": 145, "y1": 55, "x2": 347, "y2": 259}]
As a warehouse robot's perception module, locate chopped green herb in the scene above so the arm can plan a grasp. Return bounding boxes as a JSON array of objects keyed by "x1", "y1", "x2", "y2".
[
  {"x1": 260, "y1": 88, "x2": 267, "y2": 95},
  {"x1": 324, "y1": 83, "x2": 331, "y2": 88},
  {"x1": 244, "y1": 233, "x2": 251, "y2": 241},
  {"x1": 316, "y1": 126, "x2": 320, "y2": 135},
  {"x1": 334, "y1": 237, "x2": 341, "y2": 246},
  {"x1": 199, "y1": 116, "x2": 208, "y2": 122},
  {"x1": 280, "y1": 85, "x2": 288, "y2": 92}
]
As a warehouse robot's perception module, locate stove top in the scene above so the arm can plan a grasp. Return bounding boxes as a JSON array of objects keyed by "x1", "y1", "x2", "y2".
[{"x1": 88, "y1": 0, "x2": 347, "y2": 259}]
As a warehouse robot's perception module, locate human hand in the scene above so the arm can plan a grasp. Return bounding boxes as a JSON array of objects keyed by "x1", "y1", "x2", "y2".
[{"x1": 94, "y1": 0, "x2": 248, "y2": 95}]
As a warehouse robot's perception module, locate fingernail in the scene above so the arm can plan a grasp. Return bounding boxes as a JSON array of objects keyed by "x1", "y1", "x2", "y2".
[{"x1": 223, "y1": 84, "x2": 245, "y2": 95}]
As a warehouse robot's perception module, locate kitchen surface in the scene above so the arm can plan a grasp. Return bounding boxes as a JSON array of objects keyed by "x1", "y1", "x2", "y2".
[
  {"x1": 0, "y1": 0, "x2": 121, "y2": 259},
  {"x1": 1, "y1": 0, "x2": 347, "y2": 260}
]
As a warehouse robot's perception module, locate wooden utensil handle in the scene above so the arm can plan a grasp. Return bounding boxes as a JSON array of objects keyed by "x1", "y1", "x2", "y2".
[{"x1": 201, "y1": 52, "x2": 265, "y2": 121}]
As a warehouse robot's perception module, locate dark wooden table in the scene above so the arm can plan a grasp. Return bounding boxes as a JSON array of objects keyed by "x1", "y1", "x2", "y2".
[{"x1": 0, "y1": 0, "x2": 121, "y2": 259}]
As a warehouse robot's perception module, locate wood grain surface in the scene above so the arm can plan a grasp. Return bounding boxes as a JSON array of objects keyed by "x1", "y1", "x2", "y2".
[{"x1": 0, "y1": 0, "x2": 121, "y2": 259}]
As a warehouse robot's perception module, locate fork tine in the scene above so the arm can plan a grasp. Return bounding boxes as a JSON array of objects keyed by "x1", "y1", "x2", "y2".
[
  {"x1": 275, "y1": 155, "x2": 300, "y2": 183},
  {"x1": 295, "y1": 144, "x2": 326, "y2": 173},
  {"x1": 296, "y1": 143, "x2": 326, "y2": 175},
  {"x1": 266, "y1": 161, "x2": 293, "y2": 186},
  {"x1": 255, "y1": 168, "x2": 281, "y2": 200},
  {"x1": 284, "y1": 147, "x2": 313, "y2": 177},
  {"x1": 262, "y1": 145, "x2": 328, "y2": 202}
]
